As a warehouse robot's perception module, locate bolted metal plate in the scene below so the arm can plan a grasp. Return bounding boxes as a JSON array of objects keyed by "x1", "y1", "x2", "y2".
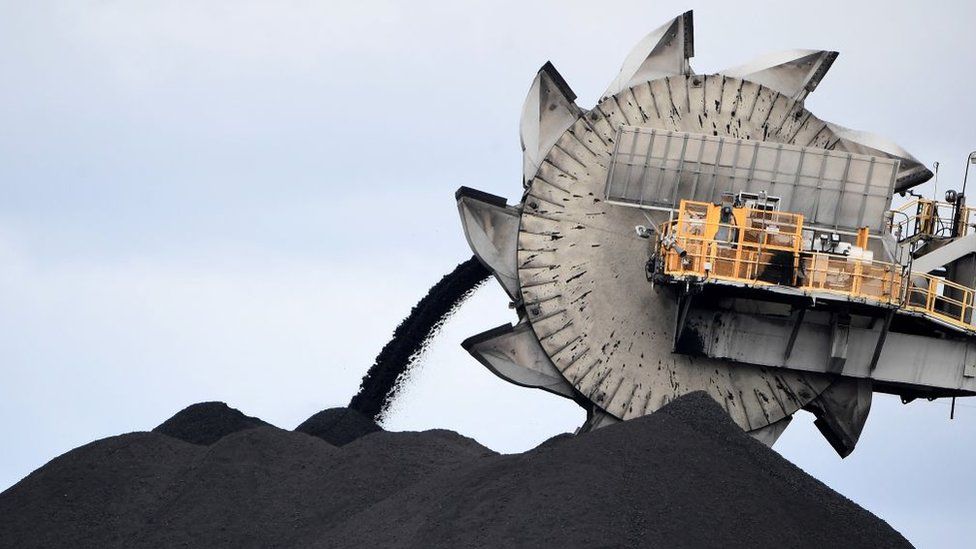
[{"x1": 517, "y1": 74, "x2": 837, "y2": 431}]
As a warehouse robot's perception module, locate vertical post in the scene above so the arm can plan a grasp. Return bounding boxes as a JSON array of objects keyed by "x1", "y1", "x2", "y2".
[
  {"x1": 653, "y1": 131, "x2": 675, "y2": 206},
  {"x1": 958, "y1": 150, "x2": 976, "y2": 220},
  {"x1": 689, "y1": 133, "x2": 707, "y2": 202},
  {"x1": 707, "y1": 138, "x2": 725, "y2": 202},
  {"x1": 728, "y1": 138, "x2": 743, "y2": 195},
  {"x1": 857, "y1": 157, "x2": 876, "y2": 230},
  {"x1": 621, "y1": 126, "x2": 646, "y2": 202},
  {"x1": 784, "y1": 306, "x2": 807, "y2": 361},
  {"x1": 673, "y1": 290, "x2": 694, "y2": 351},
  {"x1": 770, "y1": 143, "x2": 784, "y2": 201},
  {"x1": 869, "y1": 309, "x2": 894, "y2": 372},
  {"x1": 669, "y1": 134, "x2": 690, "y2": 209},
  {"x1": 811, "y1": 152, "x2": 829, "y2": 225},
  {"x1": 834, "y1": 153, "x2": 853, "y2": 231}
]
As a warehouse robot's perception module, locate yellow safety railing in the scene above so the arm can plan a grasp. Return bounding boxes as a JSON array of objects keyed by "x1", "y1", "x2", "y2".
[
  {"x1": 889, "y1": 199, "x2": 976, "y2": 241},
  {"x1": 663, "y1": 221, "x2": 902, "y2": 304},
  {"x1": 664, "y1": 223, "x2": 795, "y2": 285},
  {"x1": 904, "y1": 274, "x2": 976, "y2": 331},
  {"x1": 661, "y1": 200, "x2": 976, "y2": 333},
  {"x1": 665, "y1": 200, "x2": 803, "y2": 282},
  {"x1": 673, "y1": 200, "x2": 803, "y2": 252},
  {"x1": 798, "y1": 254, "x2": 902, "y2": 305}
]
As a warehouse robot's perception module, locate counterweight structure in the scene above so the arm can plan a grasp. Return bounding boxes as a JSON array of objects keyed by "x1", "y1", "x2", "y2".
[{"x1": 456, "y1": 11, "x2": 973, "y2": 456}]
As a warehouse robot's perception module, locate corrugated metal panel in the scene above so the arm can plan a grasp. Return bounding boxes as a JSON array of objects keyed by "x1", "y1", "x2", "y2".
[{"x1": 605, "y1": 126, "x2": 899, "y2": 232}]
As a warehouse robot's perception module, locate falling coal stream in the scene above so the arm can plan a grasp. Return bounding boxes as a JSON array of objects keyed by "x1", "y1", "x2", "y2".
[{"x1": 349, "y1": 256, "x2": 491, "y2": 421}]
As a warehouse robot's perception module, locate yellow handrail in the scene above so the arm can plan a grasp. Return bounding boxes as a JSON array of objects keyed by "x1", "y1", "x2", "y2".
[
  {"x1": 661, "y1": 200, "x2": 976, "y2": 333},
  {"x1": 889, "y1": 199, "x2": 976, "y2": 241},
  {"x1": 904, "y1": 273, "x2": 975, "y2": 330},
  {"x1": 662, "y1": 222, "x2": 902, "y2": 304}
]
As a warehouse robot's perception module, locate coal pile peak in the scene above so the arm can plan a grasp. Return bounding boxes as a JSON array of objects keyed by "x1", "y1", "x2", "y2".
[
  {"x1": 327, "y1": 392, "x2": 911, "y2": 548},
  {"x1": 294, "y1": 407, "x2": 381, "y2": 446},
  {"x1": 152, "y1": 401, "x2": 270, "y2": 446},
  {"x1": 0, "y1": 395, "x2": 911, "y2": 548}
]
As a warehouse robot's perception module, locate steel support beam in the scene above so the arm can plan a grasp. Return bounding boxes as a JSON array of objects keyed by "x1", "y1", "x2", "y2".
[
  {"x1": 784, "y1": 307, "x2": 807, "y2": 360},
  {"x1": 685, "y1": 307, "x2": 976, "y2": 394},
  {"x1": 911, "y1": 232, "x2": 976, "y2": 274},
  {"x1": 869, "y1": 310, "x2": 894, "y2": 372},
  {"x1": 828, "y1": 313, "x2": 851, "y2": 374},
  {"x1": 673, "y1": 291, "x2": 694, "y2": 351}
]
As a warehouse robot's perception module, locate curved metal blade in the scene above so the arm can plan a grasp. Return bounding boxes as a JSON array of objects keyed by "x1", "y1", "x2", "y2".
[
  {"x1": 826, "y1": 122, "x2": 934, "y2": 191},
  {"x1": 520, "y1": 62, "x2": 581, "y2": 185},
  {"x1": 803, "y1": 378, "x2": 873, "y2": 458},
  {"x1": 721, "y1": 49, "x2": 838, "y2": 101},
  {"x1": 577, "y1": 405, "x2": 620, "y2": 433},
  {"x1": 456, "y1": 187, "x2": 521, "y2": 299},
  {"x1": 601, "y1": 10, "x2": 694, "y2": 100},
  {"x1": 748, "y1": 415, "x2": 793, "y2": 447},
  {"x1": 462, "y1": 321, "x2": 577, "y2": 399}
]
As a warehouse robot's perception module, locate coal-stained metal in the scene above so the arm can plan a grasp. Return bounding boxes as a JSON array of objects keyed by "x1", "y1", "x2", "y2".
[{"x1": 454, "y1": 10, "x2": 966, "y2": 456}]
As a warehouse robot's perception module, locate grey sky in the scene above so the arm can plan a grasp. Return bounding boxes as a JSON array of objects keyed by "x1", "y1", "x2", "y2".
[{"x1": 1, "y1": 1, "x2": 974, "y2": 546}]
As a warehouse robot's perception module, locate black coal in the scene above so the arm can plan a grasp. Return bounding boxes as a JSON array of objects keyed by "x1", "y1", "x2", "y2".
[
  {"x1": 0, "y1": 392, "x2": 912, "y2": 548},
  {"x1": 152, "y1": 401, "x2": 269, "y2": 445},
  {"x1": 348, "y1": 256, "x2": 491, "y2": 421},
  {"x1": 295, "y1": 407, "x2": 381, "y2": 446}
]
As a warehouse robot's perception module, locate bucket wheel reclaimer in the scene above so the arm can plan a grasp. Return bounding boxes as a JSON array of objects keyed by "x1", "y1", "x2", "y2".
[{"x1": 456, "y1": 11, "x2": 953, "y2": 456}]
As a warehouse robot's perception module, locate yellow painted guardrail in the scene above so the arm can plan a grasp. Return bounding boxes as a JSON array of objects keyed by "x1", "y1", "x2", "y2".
[
  {"x1": 904, "y1": 274, "x2": 975, "y2": 331},
  {"x1": 661, "y1": 200, "x2": 976, "y2": 333},
  {"x1": 889, "y1": 198, "x2": 976, "y2": 241}
]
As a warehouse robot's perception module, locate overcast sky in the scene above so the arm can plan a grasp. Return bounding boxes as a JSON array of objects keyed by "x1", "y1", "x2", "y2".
[{"x1": 2, "y1": 1, "x2": 975, "y2": 546}]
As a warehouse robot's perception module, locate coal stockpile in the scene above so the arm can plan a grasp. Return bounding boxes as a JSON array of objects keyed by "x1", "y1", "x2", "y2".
[
  {"x1": 348, "y1": 256, "x2": 491, "y2": 421},
  {"x1": 294, "y1": 407, "x2": 381, "y2": 446},
  {"x1": 0, "y1": 392, "x2": 911, "y2": 549},
  {"x1": 152, "y1": 401, "x2": 270, "y2": 445}
]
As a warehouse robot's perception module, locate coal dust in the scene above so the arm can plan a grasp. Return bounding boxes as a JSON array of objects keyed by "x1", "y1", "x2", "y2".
[{"x1": 348, "y1": 256, "x2": 491, "y2": 421}]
